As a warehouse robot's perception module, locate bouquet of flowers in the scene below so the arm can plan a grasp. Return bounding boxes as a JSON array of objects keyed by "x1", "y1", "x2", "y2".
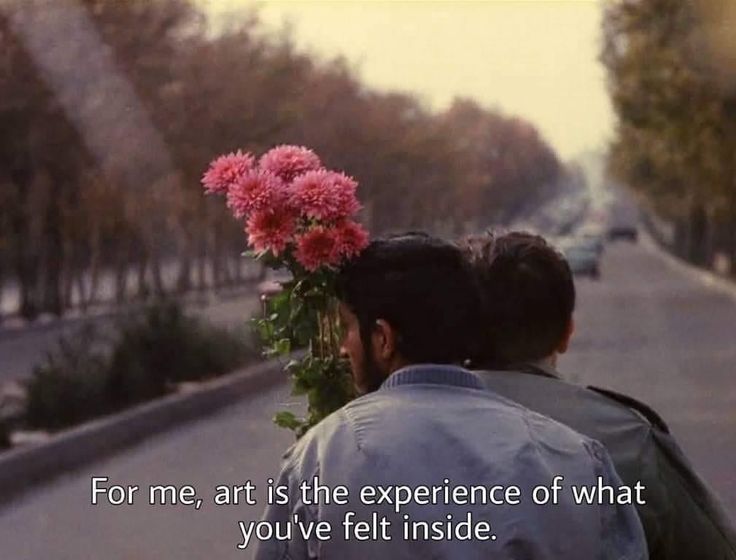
[{"x1": 202, "y1": 145, "x2": 369, "y2": 436}]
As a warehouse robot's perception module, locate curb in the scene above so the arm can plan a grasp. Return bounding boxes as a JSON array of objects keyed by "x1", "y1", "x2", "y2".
[
  {"x1": 0, "y1": 358, "x2": 286, "y2": 508},
  {"x1": 640, "y1": 229, "x2": 736, "y2": 303}
]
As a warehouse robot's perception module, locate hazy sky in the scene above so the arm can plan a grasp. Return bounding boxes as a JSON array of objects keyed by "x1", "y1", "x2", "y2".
[{"x1": 200, "y1": 0, "x2": 613, "y2": 161}]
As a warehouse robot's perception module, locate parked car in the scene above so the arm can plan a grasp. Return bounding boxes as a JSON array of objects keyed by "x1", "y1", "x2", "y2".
[{"x1": 564, "y1": 245, "x2": 601, "y2": 280}]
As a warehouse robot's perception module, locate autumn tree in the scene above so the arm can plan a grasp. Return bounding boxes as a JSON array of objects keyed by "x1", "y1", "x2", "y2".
[
  {"x1": 0, "y1": 0, "x2": 567, "y2": 321},
  {"x1": 602, "y1": 0, "x2": 736, "y2": 264},
  {"x1": 0, "y1": 12, "x2": 94, "y2": 318}
]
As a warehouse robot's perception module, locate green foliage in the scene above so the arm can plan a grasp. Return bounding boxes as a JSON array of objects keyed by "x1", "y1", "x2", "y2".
[
  {"x1": 108, "y1": 301, "x2": 260, "y2": 407},
  {"x1": 273, "y1": 411, "x2": 302, "y2": 432},
  {"x1": 25, "y1": 301, "x2": 259, "y2": 431},
  {"x1": 601, "y1": 0, "x2": 736, "y2": 262},
  {"x1": 255, "y1": 272, "x2": 355, "y2": 437},
  {"x1": 271, "y1": 354, "x2": 354, "y2": 439},
  {"x1": 26, "y1": 325, "x2": 112, "y2": 430},
  {"x1": 289, "y1": 355, "x2": 354, "y2": 437}
]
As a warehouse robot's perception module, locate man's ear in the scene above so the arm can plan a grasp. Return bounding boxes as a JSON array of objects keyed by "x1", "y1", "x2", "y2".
[
  {"x1": 372, "y1": 319, "x2": 400, "y2": 362},
  {"x1": 557, "y1": 317, "x2": 575, "y2": 354}
]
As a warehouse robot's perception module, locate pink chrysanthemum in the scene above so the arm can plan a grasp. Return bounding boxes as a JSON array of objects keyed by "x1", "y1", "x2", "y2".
[
  {"x1": 333, "y1": 220, "x2": 370, "y2": 259},
  {"x1": 202, "y1": 150, "x2": 254, "y2": 195},
  {"x1": 246, "y1": 205, "x2": 298, "y2": 256},
  {"x1": 226, "y1": 169, "x2": 287, "y2": 218},
  {"x1": 290, "y1": 170, "x2": 361, "y2": 222},
  {"x1": 259, "y1": 145, "x2": 322, "y2": 183},
  {"x1": 294, "y1": 226, "x2": 340, "y2": 271}
]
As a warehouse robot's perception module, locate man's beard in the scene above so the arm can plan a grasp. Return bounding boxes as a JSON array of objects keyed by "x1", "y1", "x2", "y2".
[{"x1": 357, "y1": 340, "x2": 389, "y2": 395}]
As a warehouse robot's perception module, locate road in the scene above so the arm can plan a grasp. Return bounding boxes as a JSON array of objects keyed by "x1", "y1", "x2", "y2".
[
  {"x1": 0, "y1": 239, "x2": 735, "y2": 558},
  {"x1": 0, "y1": 289, "x2": 261, "y2": 383},
  {"x1": 566, "y1": 238, "x2": 736, "y2": 515}
]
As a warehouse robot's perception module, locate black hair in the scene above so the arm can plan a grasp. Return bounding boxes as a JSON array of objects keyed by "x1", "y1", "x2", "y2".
[
  {"x1": 336, "y1": 232, "x2": 482, "y2": 366},
  {"x1": 463, "y1": 231, "x2": 575, "y2": 367}
]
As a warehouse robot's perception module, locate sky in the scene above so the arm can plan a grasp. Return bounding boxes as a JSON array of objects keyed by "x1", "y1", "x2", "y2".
[{"x1": 198, "y1": 0, "x2": 614, "y2": 161}]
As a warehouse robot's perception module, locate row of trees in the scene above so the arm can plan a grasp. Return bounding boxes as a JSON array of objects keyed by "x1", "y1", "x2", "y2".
[
  {"x1": 0, "y1": 0, "x2": 567, "y2": 321},
  {"x1": 602, "y1": 0, "x2": 736, "y2": 266}
]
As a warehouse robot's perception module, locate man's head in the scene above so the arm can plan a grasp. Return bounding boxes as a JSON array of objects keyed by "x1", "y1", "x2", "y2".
[
  {"x1": 336, "y1": 232, "x2": 482, "y2": 394},
  {"x1": 464, "y1": 231, "x2": 575, "y2": 369}
]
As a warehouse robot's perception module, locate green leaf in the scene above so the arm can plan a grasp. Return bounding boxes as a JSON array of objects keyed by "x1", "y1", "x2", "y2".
[
  {"x1": 273, "y1": 338, "x2": 291, "y2": 356},
  {"x1": 274, "y1": 411, "x2": 302, "y2": 430},
  {"x1": 264, "y1": 339, "x2": 286, "y2": 357}
]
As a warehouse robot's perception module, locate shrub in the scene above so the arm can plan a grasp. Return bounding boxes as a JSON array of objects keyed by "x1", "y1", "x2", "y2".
[
  {"x1": 25, "y1": 301, "x2": 261, "y2": 431},
  {"x1": 25, "y1": 325, "x2": 112, "y2": 431},
  {"x1": 107, "y1": 300, "x2": 260, "y2": 407}
]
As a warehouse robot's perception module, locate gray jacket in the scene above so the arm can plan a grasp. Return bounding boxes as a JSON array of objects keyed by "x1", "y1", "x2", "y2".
[
  {"x1": 477, "y1": 365, "x2": 736, "y2": 560},
  {"x1": 255, "y1": 364, "x2": 647, "y2": 560}
]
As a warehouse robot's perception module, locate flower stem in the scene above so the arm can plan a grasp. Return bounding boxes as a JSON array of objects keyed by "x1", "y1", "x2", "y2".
[{"x1": 317, "y1": 308, "x2": 325, "y2": 358}]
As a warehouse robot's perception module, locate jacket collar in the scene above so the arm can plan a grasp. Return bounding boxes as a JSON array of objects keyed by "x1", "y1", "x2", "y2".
[
  {"x1": 381, "y1": 364, "x2": 484, "y2": 391},
  {"x1": 512, "y1": 362, "x2": 561, "y2": 380},
  {"x1": 481, "y1": 362, "x2": 561, "y2": 380}
]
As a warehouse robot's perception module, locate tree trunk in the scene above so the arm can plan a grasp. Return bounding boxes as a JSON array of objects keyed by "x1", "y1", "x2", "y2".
[
  {"x1": 233, "y1": 252, "x2": 243, "y2": 283},
  {"x1": 114, "y1": 241, "x2": 129, "y2": 305},
  {"x1": 88, "y1": 226, "x2": 102, "y2": 306},
  {"x1": 60, "y1": 238, "x2": 75, "y2": 310},
  {"x1": 176, "y1": 231, "x2": 193, "y2": 293},
  {"x1": 18, "y1": 253, "x2": 39, "y2": 321},
  {"x1": 40, "y1": 196, "x2": 64, "y2": 316},
  {"x1": 196, "y1": 234, "x2": 207, "y2": 292},
  {"x1": 151, "y1": 252, "x2": 165, "y2": 296},
  {"x1": 0, "y1": 265, "x2": 4, "y2": 325},
  {"x1": 136, "y1": 247, "x2": 150, "y2": 300},
  {"x1": 688, "y1": 202, "x2": 708, "y2": 265},
  {"x1": 8, "y1": 167, "x2": 38, "y2": 320},
  {"x1": 212, "y1": 226, "x2": 224, "y2": 290},
  {"x1": 75, "y1": 266, "x2": 90, "y2": 312}
]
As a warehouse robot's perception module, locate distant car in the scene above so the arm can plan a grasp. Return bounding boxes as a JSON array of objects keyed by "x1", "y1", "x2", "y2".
[
  {"x1": 564, "y1": 245, "x2": 601, "y2": 280},
  {"x1": 576, "y1": 229, "x2": 606, "y2": 256},
  {"x1": 580, "y1": 235, "x2": 606, "y2": 256},
  {"x1": 608, "y1": 225, "x2": 638, "y2": 242}
]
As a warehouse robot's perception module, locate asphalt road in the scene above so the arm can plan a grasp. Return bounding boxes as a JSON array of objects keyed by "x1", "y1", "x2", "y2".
[
  {"x1": 0, "y1": 383, "x2": 297, "y2": 560},
  {"x1": 0, "y1": 289, "x2": 261, "y2": 383},
  {"x1": 565, "y1": 239, "x2": 736, "y2": 515},
  {"x1": 0, "y1": 239, "x2": 734, "y2": 558}
]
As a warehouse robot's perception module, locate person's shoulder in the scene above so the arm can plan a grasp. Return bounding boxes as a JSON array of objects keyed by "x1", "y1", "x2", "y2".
[
  {"x1": 586, "y1": 385, "x2": 670, "y2": 433},
  {"x1": 480, "y1": 368, "x2": 668, "y2": 434},
  {"x1": 479, "y1": 372, "x2": 653, "y2": 466},
  {"x1": 281, "y1": 406, "x2": 357, "y2": 469},
  {"x1": 468, "y1": 379, "x2": 603, "y2": 458},
  {"x1": 582, "y1": 392, "x2": 736, "y2": 555}
]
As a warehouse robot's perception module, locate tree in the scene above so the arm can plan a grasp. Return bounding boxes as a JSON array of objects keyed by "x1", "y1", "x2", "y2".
[
  {"x1": 0, "y1": 1, "x2": 567, "y2": 320},
  {"x1": 602, "y1": 0, "x2": 736, "y2": 264}
]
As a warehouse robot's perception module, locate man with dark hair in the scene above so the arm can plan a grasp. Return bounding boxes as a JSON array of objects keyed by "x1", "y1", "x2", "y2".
[
  {"x1": 466, "y1": 230, "x2": 736, "y2": 560},
  {"x1": 256, "y1": 233, "x2": 646, "y2": 560},
  {"x1": 334, "y1": 232, "x2": 483, "y2": 394},
  {"x1": 466, "y1": 231, "x2": 576, "y2": 369}
]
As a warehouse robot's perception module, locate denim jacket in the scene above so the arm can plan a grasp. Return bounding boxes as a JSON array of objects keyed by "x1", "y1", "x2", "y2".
[{"x1": 254, "y1": 364, "x2": 647, "y2": 560}]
